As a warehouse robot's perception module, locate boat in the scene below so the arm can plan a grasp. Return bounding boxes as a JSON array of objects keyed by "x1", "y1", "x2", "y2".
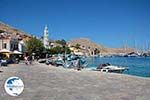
[
  {"x1": 63, "y1": 58, "x2": 88, "y2": 68},
  {"x1": 95, "y1": 63, "x2": 128, "y2": 73}
]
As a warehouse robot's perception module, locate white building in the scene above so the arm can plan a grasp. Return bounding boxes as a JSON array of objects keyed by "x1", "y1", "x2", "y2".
[
  {"x1": 0, "y1": 32, "x2": 27, "y2": 53},
  {"x1": 18, "y1": 40, "x2": 25, "y2": 52}
]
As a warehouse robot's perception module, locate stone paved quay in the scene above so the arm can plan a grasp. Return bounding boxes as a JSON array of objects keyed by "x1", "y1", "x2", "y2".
[{"x1": 0, "y1": 62, "x2": 150, "y2": 100}]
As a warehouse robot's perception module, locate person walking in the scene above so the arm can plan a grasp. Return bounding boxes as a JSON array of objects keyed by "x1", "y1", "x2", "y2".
[
  {"x1": 24, "y1": 56, "x2": 29, "y2": 65},
  {"x1": 76, "y1": 59, "x2": 82, "y2": 71}
]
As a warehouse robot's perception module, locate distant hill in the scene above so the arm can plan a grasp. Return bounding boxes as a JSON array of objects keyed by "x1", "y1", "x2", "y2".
[
  {"x1": 68, "y1": 38, "x2": 135, "y2": 55},
  {"x1": 104, "y1": 47, "x2": 135, "y2": 55},
  {"x1": 68, "y1": 38, "x2": 104, "y2": 50},
  {"x1": 0, "y1": 21, "x2": 31, "y2": 37}
]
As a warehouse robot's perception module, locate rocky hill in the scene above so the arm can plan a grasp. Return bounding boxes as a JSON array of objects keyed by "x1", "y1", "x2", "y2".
[
  {"x1": 68, "y1": 38, "x2": 135, "y2": 55},
  {"x1": 0, "y1": 21, "x2": 31, "y2": 37},
  {"x1": 104, "y1": 47, "x2": 135, "y2": 55},
  {"x1": 68, "y1": 38, "x2": 104, "y2": 50}
]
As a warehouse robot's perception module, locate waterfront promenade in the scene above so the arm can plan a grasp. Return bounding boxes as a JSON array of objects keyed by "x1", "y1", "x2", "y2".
[{"x1": 0, "y1": 62, "x2": 150, "y2": 100}]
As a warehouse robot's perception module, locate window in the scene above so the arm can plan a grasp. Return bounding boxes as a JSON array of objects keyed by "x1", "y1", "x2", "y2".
[
  {"x1": 4, "y1": 43, "x2": 7, "y2": 49},
  {"x1": 14, "y1": 44, "x2": 18, "y2": 50},
  {"x1": 11, "y1": 44, "x2": 13, "y2": 49}
]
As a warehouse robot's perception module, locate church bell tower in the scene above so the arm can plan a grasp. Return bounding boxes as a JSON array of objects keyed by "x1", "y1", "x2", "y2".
[{"x1": 43, "y1": 25, "x2": 49, "y2": 49}]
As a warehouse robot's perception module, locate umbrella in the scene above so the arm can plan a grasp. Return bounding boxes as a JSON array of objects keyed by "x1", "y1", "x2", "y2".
[
  {"x1": 13, "y1": 50, "x2": 22, "y2": 54},
  {"x1": 0, "y1": 49, "x2": 12, "y2": 58},
  {"x1": 0, "y1": 49, "x2": 11, "y2": 53}
]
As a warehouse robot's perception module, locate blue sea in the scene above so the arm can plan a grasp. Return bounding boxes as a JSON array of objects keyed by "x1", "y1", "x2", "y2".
[{"x1": 86, "y1": 57, "x2": 150, "y2": 77}]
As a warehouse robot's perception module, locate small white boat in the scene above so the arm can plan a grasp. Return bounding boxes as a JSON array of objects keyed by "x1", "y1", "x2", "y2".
[{"x1": 96, "y1": 63, "x2": 128, "y2": 73}]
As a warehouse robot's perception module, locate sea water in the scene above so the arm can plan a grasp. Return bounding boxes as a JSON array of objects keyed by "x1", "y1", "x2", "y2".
[{"x1": 86, "y1": 57, "x2": 150, "y2": 77}]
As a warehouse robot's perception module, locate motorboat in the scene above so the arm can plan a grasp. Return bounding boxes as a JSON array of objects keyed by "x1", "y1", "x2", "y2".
[{"x1": 95, "y1": 63, "x2": 128, "y2": 73}]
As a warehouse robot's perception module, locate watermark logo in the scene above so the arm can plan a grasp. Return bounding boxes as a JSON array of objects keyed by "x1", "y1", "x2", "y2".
[{"x1": 4, "y1": 76, "x2": 24, "y2": 96}]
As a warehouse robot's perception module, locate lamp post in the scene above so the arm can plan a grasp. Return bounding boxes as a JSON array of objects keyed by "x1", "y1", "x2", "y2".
[{"x1": 63, "y1": 44, "x2": 66, "y2": 63}]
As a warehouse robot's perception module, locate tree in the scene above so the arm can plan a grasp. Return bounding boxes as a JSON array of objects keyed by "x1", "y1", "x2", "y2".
[
  {"x1": 0, "y1": 30, "x2": 5, "y2": 33},
  {"x1": 63, "y1": 46, "x2": 71, "y2": 54},
  {"x1": 49, "y1": 46, "x2": 71, "y2": 54},
  {"x1": 47, "y1": 39, "x2": 71, "y2": 55},
  {"x1": 55, "y1": 39, "x2": 66, "y2": 46},
  {"x1": 25, "y1": 37, "x2": 44, "y2": 56},
  {"x1": 94, "y1": 48, "x2": 100, "y2": 55},
  {"x1": 74, "y1": 43, "x2": 81, "y2": 49}
]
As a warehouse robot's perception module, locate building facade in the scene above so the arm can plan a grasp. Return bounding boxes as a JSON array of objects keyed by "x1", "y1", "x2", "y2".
[{"x1": 0, "y1": 32, "x2": 26, "y2": 52}]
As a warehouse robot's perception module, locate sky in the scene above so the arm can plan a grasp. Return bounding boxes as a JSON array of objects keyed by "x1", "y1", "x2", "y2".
[{"x1": 0, "y1": 0, "x2": 150, "y2": 48}]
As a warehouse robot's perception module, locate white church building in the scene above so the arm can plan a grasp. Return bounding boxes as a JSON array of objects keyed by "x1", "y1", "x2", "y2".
[{"x1": 43, "y1": 25, "x2": 50, "y2": 49}]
